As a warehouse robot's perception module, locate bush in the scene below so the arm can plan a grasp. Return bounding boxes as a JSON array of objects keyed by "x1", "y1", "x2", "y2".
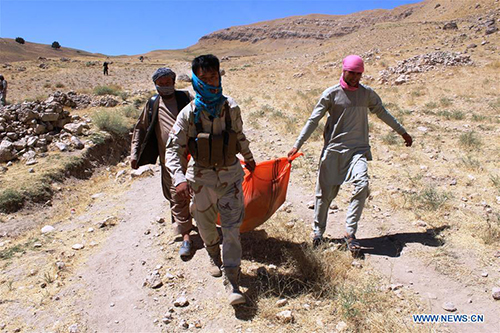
[
  {"x1": 120, "y1": 105, "x2": 140, "y2": 119},
  {"x1": 459, "y1": 131, "x2": 481, "y2": 149},
  {"x1": 55, "y1": 82, "x2": 65, "y2": 88},
  {"x1": 93, "y1": 85, "x2": 121, "y2": 96},
  {"x1": 92, "y1": 109, "x2": 129, "y2": 135},
  {"x1": 410, "y1": 187, "x2": 451, "y2": 211},
  {"x1": 15, "y1": 37, "x2": 25, "y2": 44},
  {"x1": 51, "y1": 41, "x2": 61, "y2": 49},
  {"x1": 0, "y1": 189, "x2": 24, "y2": 213}
]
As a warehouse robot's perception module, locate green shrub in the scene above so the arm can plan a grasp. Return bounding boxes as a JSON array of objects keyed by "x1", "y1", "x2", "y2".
[
  {"x1": 410, "y1": 187, "x2": 451, "y2": 210},
  {"x1": 0, "y1": 189, "x2": 24, "y2": 213},
  {"x1": 425, "y1": 101, "x2": 438, "y2": 109},
  {"x1": 459, "y1": 155, "x2": 480, "y2": 169},
  {"x1": 51, "y1": 41, "x2": 61, "y2": 49},
  {"x1": 120, "y1": 105, "x2": 140, "y2": 119},
  {"x1": 471, "y1": 113, "x2": 487, "y2": 122},
  {"x1": 55, "y1": 82, "x2": 65, "y2": 88},
  {"x1": 459, "y1": 131, "x2": 481, "y2": 149},
  {"x1": 15, "y1": 37, "x2": 25, "y2": 44},
  {"x1": 93, "y1": 85, "x2": 122, "y2": 96},
  {"x1": 440, "y1": 97, "x2": 453, "y2": 107},
  {"x1": 92, "y1": 109, "x2": 129, "y2": 135},
  {"x1": 437, "y1": 110, "x2": 464, "y2": 120}
]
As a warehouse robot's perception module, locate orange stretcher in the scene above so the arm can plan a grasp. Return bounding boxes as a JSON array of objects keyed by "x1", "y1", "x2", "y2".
[{"x1": 217, "y1": 153, "x2": 302, "y2": 232}]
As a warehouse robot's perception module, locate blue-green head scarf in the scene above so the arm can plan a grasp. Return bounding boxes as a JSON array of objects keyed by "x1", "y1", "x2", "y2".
[{"x1": 192, "y1": 71, "x2": 227, "y2": 123}]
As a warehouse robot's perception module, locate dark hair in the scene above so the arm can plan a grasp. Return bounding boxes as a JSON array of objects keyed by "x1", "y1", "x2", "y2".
[{"x1": 192, "y1": 54, "x2": 220, "y2": 75}]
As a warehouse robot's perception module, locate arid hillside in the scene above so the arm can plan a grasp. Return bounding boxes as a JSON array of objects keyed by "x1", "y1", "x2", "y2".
[{"x1": 0, "y1": 38, "x2": 102, "y2": 63}]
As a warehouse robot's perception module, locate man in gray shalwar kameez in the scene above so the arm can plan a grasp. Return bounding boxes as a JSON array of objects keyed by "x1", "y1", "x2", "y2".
[{"x1": 288, "y1": 55, "x2": 413, "y2": 250}]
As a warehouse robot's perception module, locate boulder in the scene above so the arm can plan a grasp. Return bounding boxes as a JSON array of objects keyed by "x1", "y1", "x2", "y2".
[
  {"x1": 40, "y1": 112, "x2": 60, "y2": 122},
  {"x1": 64, "y1": 123, "x2": 85, "y2": 135},
  {"x1": 443, "y1": 22, "x2": 458, "y2": 30}
]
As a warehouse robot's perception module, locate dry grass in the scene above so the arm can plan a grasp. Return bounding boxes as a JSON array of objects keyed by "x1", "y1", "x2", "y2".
[{"x1": 236, "y1": 211, "x2": 425, "y2": 332}]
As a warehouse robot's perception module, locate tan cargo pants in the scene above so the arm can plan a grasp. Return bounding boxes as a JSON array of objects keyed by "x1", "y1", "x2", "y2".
[{"x1": 189, "y1": 178, "x2": 244, "y2": 269}]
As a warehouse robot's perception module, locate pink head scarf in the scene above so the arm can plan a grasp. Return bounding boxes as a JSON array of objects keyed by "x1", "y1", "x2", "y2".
[{"x1": 340, "y1": 55, "x2": 364, "y2": 91}]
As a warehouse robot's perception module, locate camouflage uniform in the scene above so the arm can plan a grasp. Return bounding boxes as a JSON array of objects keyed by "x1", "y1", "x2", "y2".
[{"x1": 166, "y1": 97, "x2": 253, "y2": 269}]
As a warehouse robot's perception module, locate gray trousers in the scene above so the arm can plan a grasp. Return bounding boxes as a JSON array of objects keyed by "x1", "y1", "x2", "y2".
[
  {"x1": 313, "y1": 155, "x2": 369, "y2": 237},
  {"x1": 189, "y1": 178, "x2": 244, "y2": 269}
]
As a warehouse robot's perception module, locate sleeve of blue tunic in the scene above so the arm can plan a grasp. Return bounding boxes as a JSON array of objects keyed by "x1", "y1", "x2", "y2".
[
  {"x1": 293, "y1": 89, "x2": 331, "y2": 150},
  {"x1": 367, "y1": 87, "x2": 407, "y2": 135}
]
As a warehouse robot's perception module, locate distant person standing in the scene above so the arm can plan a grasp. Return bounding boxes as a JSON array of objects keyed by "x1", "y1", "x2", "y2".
[
  {"x1": 0, "y1": 75, "x2": 7, "y2": 106},
  {"x1": 288, "y1": 55, "x2": 412, "y2": 252},
  {"x1": 103, "y1": 62, "x2": 109, "y2": 75}
]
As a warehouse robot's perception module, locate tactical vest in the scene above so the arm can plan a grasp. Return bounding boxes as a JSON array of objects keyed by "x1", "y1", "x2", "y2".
[{"x1": 187, "y1": 102, "x2": 240, "y2": 168}]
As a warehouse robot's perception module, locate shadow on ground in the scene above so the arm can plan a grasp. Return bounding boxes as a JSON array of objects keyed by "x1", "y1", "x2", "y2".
[{"x1": 232, "y1": 226, "x2": 448, "y2": 319}]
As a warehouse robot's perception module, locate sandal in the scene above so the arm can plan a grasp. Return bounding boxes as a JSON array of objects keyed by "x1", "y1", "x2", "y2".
[{"x1": 344, "y1": 234, "x2": 361, "y2": 252}]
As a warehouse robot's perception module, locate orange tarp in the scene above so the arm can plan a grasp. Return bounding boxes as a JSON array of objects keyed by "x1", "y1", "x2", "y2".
[{"x1": 217, "y1": 153, "x2": 302, "y2": 233}]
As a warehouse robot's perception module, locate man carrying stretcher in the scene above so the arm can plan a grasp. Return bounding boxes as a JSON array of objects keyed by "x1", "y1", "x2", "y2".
[
  {"x1": 166, "y1": 54, "x2": 255, "y2": 306},
  {"x1": 288, "y1": 55, "x2": 413, "y2": 252}
]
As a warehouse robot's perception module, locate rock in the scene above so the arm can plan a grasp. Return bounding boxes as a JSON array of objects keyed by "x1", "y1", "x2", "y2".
[
  {"x1": 442, "y1": 302, "x2": 457, "y2": 312},
  {"x1": 130, "y1": 165, "x2": 154, "y2": 178},
  {"x1": 389, "y1": 283, "x2": 404, "y2": 291},
  {"x1": 115, "y1": 170, "x2": 127, "y2": 179},
  {"x1": 174, "y1": 296, "x2": 189, "y2": 307},
  {"x1": 307, "y1": 201, "x2": 315, "y2": 209},
  {"x1": 55, "y1": 142, "x2": 68, "y2": 152},
  {"x1": 450, "y1": 179, "x2": 457, "y2": 186},
  {"x1": 91, "y1": 193, "x2": 104, "y2": 199},
  {"x1": 276, "y1": 298, "x2": 288, "y2": 307},
  {"x1": 28, "y1": 168, "x2": 35, "y2": 173},
  {"x1": 481, "y1": 272, "x2": 488, "y2": 277},
  {"x1": 179, "y1": 319, "x2": 189, "y2": 329},
  {"x1": 414, "y1": 220, "x2": 427, "y2": 228},
  {"x1": 41, "y1": 225, "x2": 55, "y2": 234},
  {"x1": 68, "y1": 324, "x2": 79, "y2": 333},
  {"x1": 156, "y1": 216, "x2": 165, "y2": 224},
  {"x1": 177, "y1": 74, "x2": 191, "y2": 82},
  {"x1": 56, "y1": 261, "x2": 66, "y2": 270},
  {"x1": 25, "y1": 159, "x2": 38, "y2": 166},
  {"x1": 27, "y1": 136, "x2": 38, "y2": 147},
  {"x1": 486, "y1": 26, "x2": 498, "y2": 35},
  {"x1": 64, "y1": 123, "x2": 85, "y2": 135},
  {"x1": 40, "y1": 112, "x2": 60, "y2": 122},
  {"x1": 351, "y1": 261, "x2": 363, "y2": 268},
  {"x1": 417, "y1": 126, "x2": 428, "y2": 132},
  {"x1": 276, "y1": 310, "x2": 294, "y2": 323},
  {"x1": 492, "y1": 287, "x2": 500, "y2": 300},
  {"x1": 70, "y1": 136, "x2": 84, "y2": 149},
  {"x1": 144, "y1": 272, "x2": 163, "y2": 289},
  {"x1": 0, "y1": 141, "x2": 14, "y2": 162},
  {"x1": 336, "y1": 321, "x2": 348, "y2": 332},
  {"x1": 72, "y1": 243, "x2": 85, "y2": 250},
  {"x1": 395, "y1": 74, "x2": 408, "y2": 85},
  {"x1": 467, "y1": 43, "x2": 477, "y2": 49},
  {"x1": 443, "y1": 22, "x2": 458, "y2": 30}
]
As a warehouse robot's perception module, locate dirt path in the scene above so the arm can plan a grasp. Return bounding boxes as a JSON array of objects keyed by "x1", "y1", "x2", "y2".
[
  {"x1": 1, "y1": 146, "x2": 498, "y2": 332},
  {"x1": 53, "y1": 168, "x2": 249, "y2": 332}
]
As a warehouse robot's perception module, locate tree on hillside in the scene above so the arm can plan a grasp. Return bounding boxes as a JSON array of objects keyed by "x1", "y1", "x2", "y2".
[
  {"x1": 51, "y1": 41, "x2": 61, "y2": 49},
  {"x1": 15, "y1": 37, "x2": 25, "y2": 44}
]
